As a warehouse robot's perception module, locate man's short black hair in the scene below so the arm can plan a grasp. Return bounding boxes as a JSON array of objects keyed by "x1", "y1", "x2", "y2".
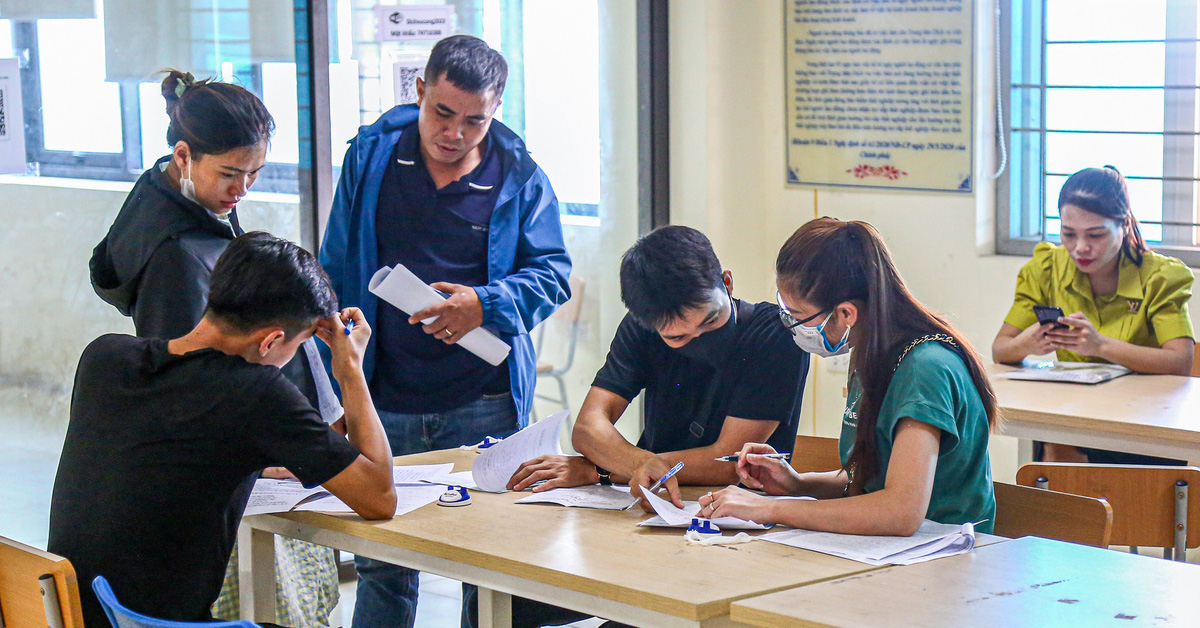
[
  {"x1": 205, "y1": 232, "x2": 338, "y2": 336},
  {"x1": 619, "y1": 225, "x2": 724, "y2": 330},
  {"x1": 425, "y1": 34, "x2": 508, "y2": 97}
]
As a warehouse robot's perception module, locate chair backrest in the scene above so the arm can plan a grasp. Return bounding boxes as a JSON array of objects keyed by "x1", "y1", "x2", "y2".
[
  {"x1": 0, "y1": 535, "x2": 85, "y2": 628},
  {"x1": 1191, "y1": 343, "x2": 1200, "y2": 377},
  {"x1": 792, "y1": 434, "x2": 843, "y2": 474},
  {"x1": 549, "y1": 276, "x2": 586, "y2": 323},
  {"x1": 1016, "y1": 463, "x2": 1200, "y2": 548},
  {"x1": 91, "y1": 575, "x2": 259, "y2": 628},
  {"x1": 993, "y1": 481, "x2": 1113, "y2": 547}
]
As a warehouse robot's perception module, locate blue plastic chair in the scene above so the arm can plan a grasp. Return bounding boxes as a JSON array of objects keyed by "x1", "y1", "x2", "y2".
[{"x1": 91, "y1": 575, "x2": 261, "y2": 628}]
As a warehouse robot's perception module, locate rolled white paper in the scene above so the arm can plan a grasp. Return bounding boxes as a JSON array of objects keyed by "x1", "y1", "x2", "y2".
[{"x1": 368, "y1": 265, "x2": 511, "y2": 367}]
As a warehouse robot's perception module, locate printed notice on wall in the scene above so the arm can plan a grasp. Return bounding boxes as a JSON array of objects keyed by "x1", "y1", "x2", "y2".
[
  {"x1": 375, "y1": 5, "x2": 455, "y2": 43},
  {"x1": 0, "y1": 57, "x2": 28, "y2": 175},
  {"x1": 785, "y1": 0, "x2": 974, "y2": 192}
]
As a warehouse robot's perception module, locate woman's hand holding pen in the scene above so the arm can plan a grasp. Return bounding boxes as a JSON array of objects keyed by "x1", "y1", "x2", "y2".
[{"x1": 735, "y1": 443, "x2": 803, "y2": 496}]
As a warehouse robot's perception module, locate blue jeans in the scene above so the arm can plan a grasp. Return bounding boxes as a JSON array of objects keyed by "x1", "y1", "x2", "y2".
[{"x1": 351, "y1": 393, "x2": 520, "y2": 628}]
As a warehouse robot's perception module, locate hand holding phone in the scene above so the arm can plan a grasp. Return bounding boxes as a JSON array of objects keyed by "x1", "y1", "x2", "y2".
[{"x1": 1033, "y1": 305, "x2": 1068, "y2": 329}]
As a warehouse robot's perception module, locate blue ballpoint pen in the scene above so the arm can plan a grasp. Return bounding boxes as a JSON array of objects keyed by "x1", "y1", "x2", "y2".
[
  {"x1": 623, "y1": 461, "x2": 685, "y2": 510},
  {"x1": 713, "y1": 452, "x2": 790, "y2": 462},
  {"x1": 344, "y1": 320, "x2": 355, "y2": 335}
]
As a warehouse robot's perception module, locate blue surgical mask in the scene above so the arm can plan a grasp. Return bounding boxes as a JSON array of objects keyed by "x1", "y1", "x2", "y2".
[{"x1": 789, "y1": 310, "x2": 851, "y2": 357}]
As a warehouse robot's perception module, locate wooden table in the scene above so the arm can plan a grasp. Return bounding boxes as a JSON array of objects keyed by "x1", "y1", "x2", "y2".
[
  {"x1": 731, "y1": 536, "x2": 1200, "y2": 627},
  {"x1": 990, "y1": 365, "x2": 1200, "y2": 463},
  {"x1": 238, "y1": 449, "x2": 884, "y2": 628}
]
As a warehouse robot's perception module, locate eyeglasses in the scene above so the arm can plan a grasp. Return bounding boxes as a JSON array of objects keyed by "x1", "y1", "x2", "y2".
[{"x1": 776, "y1": 292, "x2": 824, "y2": 330}]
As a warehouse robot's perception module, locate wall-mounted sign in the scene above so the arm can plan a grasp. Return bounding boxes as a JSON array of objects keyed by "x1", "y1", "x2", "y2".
[
  {"x1": 375, "y1": 5, "x2": 455, "y2": 43},
  {"x1": 393, "y1": 56, "x2": 428, "y2": 105},
  {"x1": 0, "y1": 58, "x2": 28, "y2": 175},
  {"x1": 784, "y1": 0, "x2": 975, "y2": 192}
]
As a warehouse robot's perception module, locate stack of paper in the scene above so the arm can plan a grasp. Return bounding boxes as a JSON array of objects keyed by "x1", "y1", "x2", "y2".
[
  {"x1": 245, "y1": 464, "x2": 454, "y2": 517},
  {"x1": 515, "y1": 485, "x2": 636, "y2": 510},
  {"x1": 994, "y1": 361, "x2": 1130, "y2": 385},
  {"x1": 469, "y1": 410, "x2": 569, "y2": 492},
  {"x1": 759, "y1": 520, "x2": 977, "y2": 565},
  {"x1": 638, "y1": 489, "x2": 771, "y2": 530}
]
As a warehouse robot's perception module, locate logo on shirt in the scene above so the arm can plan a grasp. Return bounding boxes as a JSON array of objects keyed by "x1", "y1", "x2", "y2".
[
  {"x1": 1127, "y1": 300, "x2": 1141, "y2": 314},
  {"x1": 842, "y1": 406, "x2": 858, "y2": 428}
]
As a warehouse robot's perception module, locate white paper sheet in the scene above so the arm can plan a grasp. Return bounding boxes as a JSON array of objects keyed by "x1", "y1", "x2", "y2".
[
  {"x1": 368, "y1": 265, "x2": 511, "y2": 366},
  {"x1": 252, "y1": 464, "x2": 454, "y2": 516},
  {"x1": 638, "y1": 489, "x2": 771, "y2": 530},
  {"x1": 243, "y1": 479, "x2": 327, "y2": 516},
  {"x1": 515, "y1": 485, "x2": 635, "y2": 510},
  {"x1": 423, "y1": 470, "x2": 480, "y2": 490},
  {"x1": 758, "y1": 520, "x2": 976, "y2": 565},
  {"x1": 471, "y1": 410, "x2": 568, "y2": 493},
  {"x1": 294, "y1": 484, "x2": 445, "y2": 517}
]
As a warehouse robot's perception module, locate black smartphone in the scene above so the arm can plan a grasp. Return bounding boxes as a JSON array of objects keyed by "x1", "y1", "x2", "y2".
[{"x1": 1032, "y1": 305, "x2": 1068, "y2": 329}]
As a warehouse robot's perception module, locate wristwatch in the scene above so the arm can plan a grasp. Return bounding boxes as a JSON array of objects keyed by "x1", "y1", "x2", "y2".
[{"x1": 596, "y1": 466, "x2": 613, "y2": 486}]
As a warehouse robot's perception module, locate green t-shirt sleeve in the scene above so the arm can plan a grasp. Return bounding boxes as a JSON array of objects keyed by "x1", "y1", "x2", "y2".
[
  {"x1": 1144, "y1": 256, "x2": 1196, "y2": 344},
  {"x1": 879, "y1": 346, "x2": 963, "y2": 455},
  {"x1": 1003, "y1": 242, "x2": 1055, "y2": 331}
]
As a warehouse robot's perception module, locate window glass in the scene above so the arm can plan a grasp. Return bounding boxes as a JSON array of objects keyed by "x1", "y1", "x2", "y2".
[{"x1": 37, "y1": 17, "x2": 122, "y2": 153}]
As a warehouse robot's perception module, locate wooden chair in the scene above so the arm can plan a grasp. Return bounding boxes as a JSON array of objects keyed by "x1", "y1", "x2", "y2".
[
  {"x1": 1017, "y1": 463, "x2": 1200, "y2": 560},
  {"x1": 792, "y1": 434, "x2": 842, "y2": 473},
  {"x1": 1190, "y1": 342, "x2": 1200, "y2": 377},
  {"x1": 0, "y1": 535, "x2": 85, "y2": 628},
  {"x1": 993, "y1": 481, "x2": 1113, "y2": 547}
]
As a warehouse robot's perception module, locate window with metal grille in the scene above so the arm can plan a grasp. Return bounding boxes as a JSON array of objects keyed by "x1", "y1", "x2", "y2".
[{"x1": 999, "y1": 0, "x2": 1200, "y2": 266}]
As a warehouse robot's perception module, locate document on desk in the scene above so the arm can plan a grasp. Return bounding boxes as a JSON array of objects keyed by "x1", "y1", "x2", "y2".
[
  {"x1": 515, "y1": 485, "x2": 636, "y2": 510},
  {"x1": 994, "y1": 361, "x2": 1131, "y2": 385},
  {"x1": 250, "y1": 464, "x2": 454, "y2": 516},
  {"x1": 295, "y1": 484, "x2": 445, "y2": 516},
  {"x1": 369, "y1": 264, "x2": 511, "y2": 366},
  {"x1": 637, "y1": 489, "x2": 771, "y2": 530},
  {"x1": 759, "y1": 520, "x2": 977, "y2": 565},
  {"x1": 424, "y1": 470, "x2": 480, "y2": 490},
  {"x1": 471, "y1": 410, "x2": 569, "y2": 493},
  {"x1": 244, "y1": 479, "x2": 326, "y2": 516}
]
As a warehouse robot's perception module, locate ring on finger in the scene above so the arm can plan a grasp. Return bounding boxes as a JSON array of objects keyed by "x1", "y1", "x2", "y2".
[{"x1": 444, "y1": 329, "x2": 454, "y2": 337}]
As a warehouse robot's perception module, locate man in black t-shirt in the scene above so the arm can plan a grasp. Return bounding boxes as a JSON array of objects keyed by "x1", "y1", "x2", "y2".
[
  {"x1": 489, "y1": 226, "x2": 810, "y2": 628},
  {"x1": 510, "y1": 225, "x2": 810, "y2": 500},
  {"x1": 49, "y1": 233, "x2": 397, "y2": 627}
]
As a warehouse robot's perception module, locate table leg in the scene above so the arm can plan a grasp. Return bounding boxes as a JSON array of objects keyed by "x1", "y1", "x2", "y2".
[
  {"x1": 477, "y1": 587, "x2": 513, "y2": 628},
  {"x1": 237, "y1": 521, "x2": 277, "y2": 623}
]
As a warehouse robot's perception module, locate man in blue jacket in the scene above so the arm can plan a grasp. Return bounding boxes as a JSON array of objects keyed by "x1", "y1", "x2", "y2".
[{"x1": 319, "y1": 35, "x2": 571, "y2": 628}]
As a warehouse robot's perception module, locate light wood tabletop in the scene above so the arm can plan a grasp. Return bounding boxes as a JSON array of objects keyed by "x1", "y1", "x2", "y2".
[
  {"x1": 240, "y1": 448, "x2": 885, "y2": 628},
  {"x1": 989, "y1": 364, "x2": 1200, "y2": 461},
  {"x1": 731, "y1": 536, "x2": 1200, "y2": 627}
]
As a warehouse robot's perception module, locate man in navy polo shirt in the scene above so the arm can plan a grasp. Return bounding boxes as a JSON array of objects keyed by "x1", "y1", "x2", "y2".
[{"x1": 319, "y1": 35, "x2": 571, "y2": 628}]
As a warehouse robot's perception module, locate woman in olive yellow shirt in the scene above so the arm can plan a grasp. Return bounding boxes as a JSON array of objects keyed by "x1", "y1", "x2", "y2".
[{"x1": 993, "y1": 166, "x2": 1195, "y2": 463}]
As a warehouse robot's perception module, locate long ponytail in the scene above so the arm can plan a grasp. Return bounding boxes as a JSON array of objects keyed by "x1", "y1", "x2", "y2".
[{"x1": 776, "y1": 218, "x2": 997, "y2": 490}]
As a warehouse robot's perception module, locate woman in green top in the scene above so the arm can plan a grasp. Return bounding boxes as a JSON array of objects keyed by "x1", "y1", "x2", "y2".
[
  {"x1": 698, "y1": 218, "x2": 997, "y2": 534},
  {"x1": 993, "y1": 166, "x2": 1195, "y2": 463}
]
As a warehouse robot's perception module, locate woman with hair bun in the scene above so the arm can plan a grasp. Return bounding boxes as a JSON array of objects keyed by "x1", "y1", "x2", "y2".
[
  {"x1": 993, "y1": 166, "x2": 1196, "y2": 463},
  {"x1": 88, "y1": 70, "x2": 341, "y2": 625}
]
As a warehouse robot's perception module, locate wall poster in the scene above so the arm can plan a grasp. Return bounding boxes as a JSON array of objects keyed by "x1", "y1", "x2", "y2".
[{"x1": 785, "y1": 0, "x2": 974, "y2": 192}]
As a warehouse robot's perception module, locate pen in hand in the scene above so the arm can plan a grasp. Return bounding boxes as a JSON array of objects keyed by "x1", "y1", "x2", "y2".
[
  {"x1": 713, "y1": 453, "x2": 791, "y2": 462},
  {"x1": 344, "y1": 320, "x2": 355, "y2": 335},
  {"x1": 623, "y1": 461, "x2": 685, "y2": 511}
]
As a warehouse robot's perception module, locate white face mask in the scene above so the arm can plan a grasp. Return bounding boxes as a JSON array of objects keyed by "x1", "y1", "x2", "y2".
[
  {"x1": 789, "y1": 310, "x2": 852, "y2": 358},
  {"x1": 179, "y1": 158, "x2": 197, "y2": 203}
]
